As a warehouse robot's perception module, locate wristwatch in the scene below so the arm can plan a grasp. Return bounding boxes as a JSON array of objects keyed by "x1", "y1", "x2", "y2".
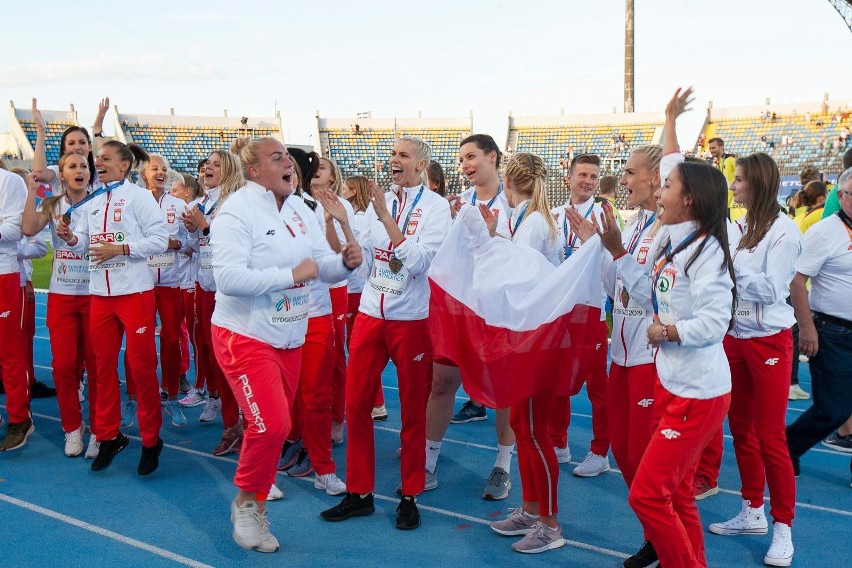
[{"x1": 93, "y1": 130, "x2": 104, "y2": 138}]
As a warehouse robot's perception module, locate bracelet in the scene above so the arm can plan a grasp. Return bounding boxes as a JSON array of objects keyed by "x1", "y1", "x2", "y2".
[
  {"x1": 123, "y1": 244, "x2": 129, "y2": 256},
  {"x1": 661, "y1": 324, "x2": 670, "y2": 342}
]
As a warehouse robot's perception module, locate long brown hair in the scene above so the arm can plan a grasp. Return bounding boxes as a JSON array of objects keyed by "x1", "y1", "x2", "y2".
[
  {"x1": 344, "y1": 175, "x2": 371, "y2": 213},
  {"x1": 39, "y1": 153, "x2": 91, "y2": 216},
  {"x1": 736, "y1": 153, "x2": 782, "y2": 250}
]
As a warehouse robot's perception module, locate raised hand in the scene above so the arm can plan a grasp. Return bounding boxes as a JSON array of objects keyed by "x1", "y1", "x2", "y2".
[
  {"x1": 370, "y1": 184, "x2": 391, "y2": 220},
  {"x1": 341, "y1": 241, "x2": 363, "y2": 270},
  {"x1": 665, "y1": 87, "x2": 694, "y2": 120},
  {"x1": 595, "y1": 204, "x2": 627, "y2": 257},
  {"x1": 315, "y1": 188, "x2": 348, "y2": 224},
  {"x1": 95, "y1": 97, "x2": 110, "y2": 131},
  {"x1": 31, "y1": 98, "x2": 45, "y2": 132},
  {"x1": 565, "y1": 207, "x2": 596, "y2": 244},
  {"x1": 447, "y1": 194, "x2": 463, "y2": 218},
  {"x1": 478, "y1": 203, "x2": 499, "y2": 237}
]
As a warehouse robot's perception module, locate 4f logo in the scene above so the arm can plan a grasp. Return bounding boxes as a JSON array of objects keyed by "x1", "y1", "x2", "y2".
[
  {"x1": 765, "y1": 358, "x2": 780, "y2": 366},
  {"x1": 637, "y1": 398, "x2": 654, "y2": 408},
  {"x1": 661, "y1": 428, "x2": 681, "y2": 440}
]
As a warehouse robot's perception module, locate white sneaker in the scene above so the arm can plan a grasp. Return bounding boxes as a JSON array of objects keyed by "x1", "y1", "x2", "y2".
[
  {"x1": 788, "y1": 384, "x2": 810, "y2": 401},
  {"x1": 179, "y1": 388, "x2": 206, "y2": 408},
  {"x1": 371, "y1": 404, "x2": 388, "y2": 421},
  {"x1": 572, "y1": 451, "x2": 610, "y2": 477},
  {"x1": 85, "y1": 434, "x2": 100, "y2": 459},
  {"x1": 314, "y1": 472, "x2": 347, "y2": 495},
  {"x1": 764, "y1": 522, "x2": 794, "y2": 566},
  {"x1": 267, "y1": 483, "x2": 284, "y2": 501},
  {"x1": 231, "y1": 500, "x2": 279, "y2": 553},
  {"x1": 331, "y1": 421, "x2": 344, "y2": 445},
  {"x1": 200, "y1": 397, "x2": 222, "y2": 423},
  {"x1": 554, "y1": 445, "x2": 572, "y2": 464},
  {"x1": 709, "y1": 499, "x2": 769, "y2": 535},
  {"x1": 64, "y1": 422, "x2": 85, "y2": 457}
]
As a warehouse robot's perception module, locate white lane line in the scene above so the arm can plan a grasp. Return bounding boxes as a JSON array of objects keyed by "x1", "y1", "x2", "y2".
[
  {"x1": 0, "y1": 494, "x2": 213, "y2": 568},
  {"x1": 716, "y1": 488, "x2": 852, "y2": 518}
]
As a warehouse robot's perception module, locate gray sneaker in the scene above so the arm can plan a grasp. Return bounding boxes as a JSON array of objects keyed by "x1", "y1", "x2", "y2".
[
  {"x1": 490, "y1": 508, "x2": 539, "y2": 536},
  {"x1": 511, "y1": 521, "x2": 566, "y2": 554},
  {"x1": 483, "y1": 466, "x2": 511, "y2": 500},
  {"x1": 396, "y1": 468, "x2": 438, "y2": 495}
]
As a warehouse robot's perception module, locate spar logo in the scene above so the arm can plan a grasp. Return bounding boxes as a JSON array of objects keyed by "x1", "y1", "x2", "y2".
[
  {"x1": 90, "y1": 232, "x2": 125, "y2": 244},
  {"x1": 55, "y1": 249, "x2": 84, "y2": 260},
  {"x1": 657, "y1": 267, "x2": 677, "y2": 293}
]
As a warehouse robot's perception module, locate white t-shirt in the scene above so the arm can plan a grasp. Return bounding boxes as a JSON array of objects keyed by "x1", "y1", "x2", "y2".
[
  {"x1": 795, "y1": 213, "x2": 852, "y2": 320},
  {"x1": 509, "y1": 199, "x2": 560, "y2": 266}
]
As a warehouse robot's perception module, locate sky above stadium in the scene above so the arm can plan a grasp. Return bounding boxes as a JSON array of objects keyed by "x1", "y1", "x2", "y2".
[{"x1": 3, "y1": 0, "x2": 851, "y2": 147}]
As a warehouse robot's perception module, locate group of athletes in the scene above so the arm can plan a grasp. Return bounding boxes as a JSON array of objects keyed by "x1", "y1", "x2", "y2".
[{"x1": 1, "y1": 88, "x2": 851, "y2": 568}]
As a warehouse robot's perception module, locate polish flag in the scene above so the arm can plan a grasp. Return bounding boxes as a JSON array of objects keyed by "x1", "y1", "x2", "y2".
[{"x1": 428, "y1": 206, "x2": 604, "y2": 408}]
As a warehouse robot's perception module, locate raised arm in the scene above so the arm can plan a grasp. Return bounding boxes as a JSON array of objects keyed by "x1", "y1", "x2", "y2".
[
  {"x1": 30, "y1": 98, "x2": 56, "y2": 185},
  {"x1": 663, "y1": 87, "x2": 694, "y2": 156},
  {"x1": 92, "y1": 97, "x2": 110, "y2": 154}
]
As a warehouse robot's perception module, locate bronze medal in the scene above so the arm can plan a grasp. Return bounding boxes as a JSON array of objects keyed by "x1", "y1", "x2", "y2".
[
  {"x1": 61, "y1": 212, "x2": 71, "y2": 225},
  {"x1": 620, "y1": 289, "x2": 630, "y2": 308},
  {"x1": 388, "y1": 256, "x2": 403, "y2": 274}
]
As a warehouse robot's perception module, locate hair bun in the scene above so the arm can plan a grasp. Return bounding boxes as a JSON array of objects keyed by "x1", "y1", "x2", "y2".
[{"x1": 230, "y1": 137, "x2": 251, "y2": 155}]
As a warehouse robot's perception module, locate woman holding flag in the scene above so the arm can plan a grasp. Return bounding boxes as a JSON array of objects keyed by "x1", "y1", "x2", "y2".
[
  {"x1": 482, "y1": 153, "x2": 566, "y2": 554},
  {"x1": 55, "y1": 140, "x2": 169, "y2": 475}
]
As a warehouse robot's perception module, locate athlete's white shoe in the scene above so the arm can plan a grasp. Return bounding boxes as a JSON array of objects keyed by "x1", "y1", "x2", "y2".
[
  {"x1": 572, "y1": 452, "x2": 610, "y2": 477},
  {"x1": 709, "y1": 500, "x2": 769, "y2": 536},
  {"x1": 764, "y1": 522, "x2": 794, "y2": 566}
]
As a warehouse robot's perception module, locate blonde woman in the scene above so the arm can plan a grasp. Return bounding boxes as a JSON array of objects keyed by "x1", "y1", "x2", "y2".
[
  {"x1": 321, "y1": 137, "x2": 451, "y2": 530},
  {"x1": 181, "y1": 150, "x2": 245, "y2": 456},
  {"x1": 482, "y1": 153, "x2": 565, "y2": 554}
]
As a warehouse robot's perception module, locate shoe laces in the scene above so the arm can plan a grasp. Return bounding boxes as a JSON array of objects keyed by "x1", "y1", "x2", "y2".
[{"x1": 487, "y1": 468, "x2": 508, "y2": 485}]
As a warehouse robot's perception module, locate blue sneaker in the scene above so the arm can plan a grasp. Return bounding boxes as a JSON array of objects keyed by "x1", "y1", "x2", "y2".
[
  {"x1": 451, "y1": 400, "x2": 487, "y2": 424},
  {"x1": 120, "y1": 400, "x2": 137, "y2": 428},
  {"x1": 286, "y1": 449, "x2": 314, "y2": 477},
  {"x1": 278, "y1": 439, "x2": 303, "y2": 471},
  {"x1": 165, "y1": 401, "x2": 187, "y2": 426}
]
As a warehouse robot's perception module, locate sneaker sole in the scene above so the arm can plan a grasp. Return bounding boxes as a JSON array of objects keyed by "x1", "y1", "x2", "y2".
[
  {"x1": 491, "y1": 525, "x2": 535, "y2": 536},
  {"x1": 2, "y1": 424, "x2": 36, "y2": 451},
  {"x1": 396, "y1": 518, "x2": 421, "y2": 530},
  {"x1": 314, "y1": 482, "x2": 347, "y2": 496},
  {"x1": 212, "y1": 435, "x2": 243, "y2": 457},
  {"x1": 287, "y1": 466, "x2": 314, "y2": 478},
  {"x1": 483, "y1": 482, "x2": 511, "y2": 500},
  {"x1": 572, "y1": 464, "x2": 611, "y2": 478},
  {"x1": 179, "y1": 400, "x2": 207, "y2": 408},
  {"x1": 821, "y1": 440, "x2": 852, "y2": 454},
  {"x1": 232, "y1": 532, "x2": 279, "y2": 553},
  {"x1": 695, "y1": 486, "x2": 720, "y2": 500},
  {"x1": 764, "y1": 554, "x2": 793, "y2": 567},
  {"x1": 320, "y1": 506, "x2": 375, "y2": 522},
  {"x1": 513, "y1": 537, "x2": 566, "y2": 553},
  {"x1": 450, "y1": 416, "x2": 487, "y2": 424},
  {"x1": 91, "y1": 436, "x2": 129, "y2": 471},
  {"x1": 708, "y1": 525, "x2": 769, "y2": 536}
]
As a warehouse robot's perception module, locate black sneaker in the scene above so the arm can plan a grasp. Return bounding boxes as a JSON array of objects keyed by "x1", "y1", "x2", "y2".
[
  {"x1": 30, "y1": 381, "x2": 57, "y2": 398},
  {"x1": 320, "y1": 492, "x2": 375, "y2": 522},
  {"x1": 159, "y1": 388, "x2": 168, "y2": 403},
  {"x1": 396, "y1": 495, "x2": 420, "y2": 530},
  {"x1": 138, "y1": 438, "x2": 164, "y2": 476},
  {"x1": 451, "y1": 400, "x2": 487, "y2": 424},
  {"x1": 623, "y1": 540, "x2": 658, "y2": 568},
  {"x1": 791, "y1": 455, "x2": 800, "y2": 477},
  {"x1": 822, "y1": 431, "x2": 852, "y2": 454},
  {"x1": 91, "y1": 432, "x2": 129, "y2": 471}
]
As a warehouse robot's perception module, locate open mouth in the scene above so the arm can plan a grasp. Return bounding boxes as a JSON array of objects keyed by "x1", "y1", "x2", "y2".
[
  {"x1": 390, "y1": 166, "x2": 403, "y2": 179},
  {"x1": 74, "y1": 175, "x2": 85, "y2": 183},
  {"x1": 282, "y1": 172, "x2": 293, "y2": 183},
  {"x1": 96, "y1": 167, "x2": 107, "y2": 176},
  {"x1": 465, "y1": 170, "x2": 475, "y2": 180}
]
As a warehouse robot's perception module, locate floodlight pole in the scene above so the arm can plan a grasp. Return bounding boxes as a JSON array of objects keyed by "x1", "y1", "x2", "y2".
[{"x1": 624, "y1": 0, "x2": 635, "y2": 113}]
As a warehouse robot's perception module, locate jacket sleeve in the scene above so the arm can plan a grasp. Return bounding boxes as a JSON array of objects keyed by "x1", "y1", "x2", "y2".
[
  {"x1": 0, "y1": 173, "x2": 26, "y2": 242},
  {"x1": 736, "y1": 227, "x2": 802, "y2": 304},
  {"x1": 305, "y1": 202, "x2": 352, "y2": 284},
  {"x1": 675, "y1": 241, "x2": 734, "y2": 347},
  {"x1": 393, "y1": 197, "x2": 451, "y2": 277},
  {"x1": 211, "y1": 208, "x2": 298, "y2": 296},
  {"x1": 356, "y1": 205, "x2": 376, "y2": 280},
  {"x1": 127, "y1": 194, "x2": 169, "y2": 259},
  {"x1": 18, "y1": 233, "x2": 48, "y2": 259}
]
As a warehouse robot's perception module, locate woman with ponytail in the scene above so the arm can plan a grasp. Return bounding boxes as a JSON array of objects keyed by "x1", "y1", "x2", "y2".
[
  {"x1": 482, "y1": 153, "x2": 566, "y2": 554},
  {"x1": 180, "y1": 149, "x2": 244, "y2": 456},
  {"x1": 22, "y1": 151, "x2": 100, "y2": 458},
  {"x1": 55, "y1": 140, "x2": 169, "y2": 475},
  {"x1": 707, "y1": 152, "x2": 801, "y2": 567}
]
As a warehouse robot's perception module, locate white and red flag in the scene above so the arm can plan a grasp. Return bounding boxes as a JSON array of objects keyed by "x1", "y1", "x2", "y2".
[{"x1": 428, "y1": 206, "x2": 604, "y2": 408}]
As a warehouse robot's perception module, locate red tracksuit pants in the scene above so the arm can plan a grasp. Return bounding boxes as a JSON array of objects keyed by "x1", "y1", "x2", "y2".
[
  {"x1": 512, "y1": 393, "x2": 560, "y2": 516},
  {"x1": 628, "y1": 383, "x2": 730, "y2": 568},
  {"x1": 551, "y1": 319, "x2": 610, "y2": 455},
  {"x1": 212, "y1": 325, "x2": 300, "y2": 493},
  {"x1": 341, "y1": 292, "x2": 384, "y2": 410},
  {"x1": 90, "y1": 291, "x2": 162, "y2": 447},
  {"x1": 47, "y1": 293, "x2": 98, "y2": 434},
  {"x1": 289, "y1": 315, "x2": 336, "y2": 475},
  {"x1": 608, "y1": 362, "x2": 657, "y2": 488},
  {"x1": 724, "y1": 331, "x2": 796, "y2": 526},
  {"x1": 195, "y1": 286, "x2": 239, "y2": 428},
  {"x1": 154, "y1": 286, "x2": 183, "y2": 397},
  {"x1": 182, "y1": 288, "x2": 202, "y2": 388},
  {"x1": 0, "y1": 273, "x2": 29, "y2": 423},
  {"x1": 23, "y1": 282, "x2": 35, "y2": 384},
  {"x1": 330, "y1": 286, "x2": 349, "y2": 425},
  {"x1": 345, "y1": 315, "x2": 431, "y2": 495}
]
